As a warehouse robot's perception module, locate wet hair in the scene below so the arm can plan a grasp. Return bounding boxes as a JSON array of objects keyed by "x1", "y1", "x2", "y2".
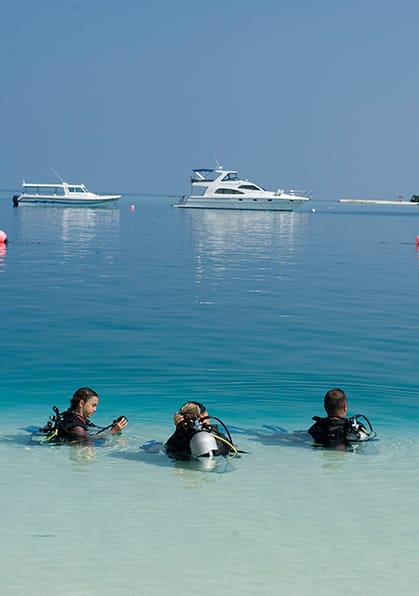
[
  {"x1": 324, "y1": 388, "x2": 347, "y2": 417},
  {"x1": 180, "y1": 401, "x2": 206, "y2": 414},
  {"x1": 70, "y1": 387, "x2": 98, "y2": 411},
  {"x1": 179, "y1": 401, "x2": 207, "y2": 421}
]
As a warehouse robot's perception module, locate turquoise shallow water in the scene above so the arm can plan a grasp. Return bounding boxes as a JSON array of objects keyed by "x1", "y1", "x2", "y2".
[{"x1": 1, "y1": 196, "x2": 419, "y2": 595}]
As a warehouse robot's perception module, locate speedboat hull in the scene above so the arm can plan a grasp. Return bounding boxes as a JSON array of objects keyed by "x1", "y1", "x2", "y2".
[
  {"x1": 12, "y1": 180, "x2": 122, "y2": 207},
  {"x1": 13, "y1": 195, "x2": 121, "y2": 207}
]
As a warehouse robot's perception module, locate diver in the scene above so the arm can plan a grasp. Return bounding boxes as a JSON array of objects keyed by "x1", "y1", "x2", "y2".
[
  {"x1": 308, "y1": 387, "x2": 376, "y2": 448},
  {"x1": 38, "y1": 387, "x2": 128, "y2": 443},
  {"x1": 165, "y1": 401, "x2": 237, "y2": 460}
]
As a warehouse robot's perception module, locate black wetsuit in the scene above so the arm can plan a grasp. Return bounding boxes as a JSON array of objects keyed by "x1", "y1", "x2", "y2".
[
  {"x1": 308, "y1": 416, "x2": 350, "y2": 447},
  {"x1": 165, "y1": 424, "x2": 231, "y2": 460},
  {"x1": 56, "y1": 410, "x2": 91, "y2": 441}
]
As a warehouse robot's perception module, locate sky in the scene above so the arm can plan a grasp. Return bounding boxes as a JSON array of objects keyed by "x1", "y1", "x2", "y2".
[{"x1": 1, "y1": 0, "x2": 419, "y2": 200}]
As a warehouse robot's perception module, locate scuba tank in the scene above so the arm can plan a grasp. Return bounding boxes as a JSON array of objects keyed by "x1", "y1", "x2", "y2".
[
  {"x1": 33, "y1": 406, "x2": 63, "y2": 442},
  {"x1": 189, "y1": 431, "x2": 219, "y2": 457},
  {"x1": 345, "y1": 414, "x2": 376, "y2": 442},
  {"x1": 165, "y1": 414, "x2": 238, "y2": 460}
]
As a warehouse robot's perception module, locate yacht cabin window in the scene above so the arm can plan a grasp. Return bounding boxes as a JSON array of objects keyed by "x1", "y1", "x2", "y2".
[
  {"x1": 221, "y1": 173, "x2": 238, "y2": 181},
  {"x1": 215, "y1": 188, "x2": 244, "y2": 195},
  {"x1": 238, "y1": 184, "x2": 262, "y2": 191}
]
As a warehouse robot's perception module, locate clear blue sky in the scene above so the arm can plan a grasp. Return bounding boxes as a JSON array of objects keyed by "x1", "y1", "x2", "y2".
[{"x1": 1, "y1": 0, "x2": 419, "y2": 200}]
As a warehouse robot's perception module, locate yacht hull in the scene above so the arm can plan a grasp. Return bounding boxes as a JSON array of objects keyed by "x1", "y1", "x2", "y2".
[
  {"x1": 176, "y1": 197, "x2": 308, "y2": 211},
  {"x1": 176, "y1": 166, "x2": 311, "y2": 211}
]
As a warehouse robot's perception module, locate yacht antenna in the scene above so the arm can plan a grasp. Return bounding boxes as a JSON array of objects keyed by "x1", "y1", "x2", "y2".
[
  {"x1": 49, "y1": 166, "x2": 65, "y2": 183},
  {"x1": 213, "y1": 153, "x2": 223, "y2": 169}
]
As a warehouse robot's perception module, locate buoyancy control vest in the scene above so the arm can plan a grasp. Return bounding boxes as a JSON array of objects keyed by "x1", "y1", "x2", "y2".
[
  {"x1": 39, "y1": 407, "x2": 95, "y2": 442},
  {"x1": 37, "y1": 407, "x2": 126, "y2": 444},
  {"x1": 308, "y1": 414, "x2": 375, "y2": 447},
  {"x1": 165, "y1": 422, "x2": 233, "y2": 460},
  {"x1": 57, "y1": 410, "x2": 92, "y2": 440},
  {"x1": 308, "y1": 416, "x2": 349, "y2": 447}
]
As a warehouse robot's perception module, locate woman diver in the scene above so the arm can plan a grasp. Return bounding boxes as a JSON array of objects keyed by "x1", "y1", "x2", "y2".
[{"x1": 39, "y1": 387, "x2": 128, "y2": 443}]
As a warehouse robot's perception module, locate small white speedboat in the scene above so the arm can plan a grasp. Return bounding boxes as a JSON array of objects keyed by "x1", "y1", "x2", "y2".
[
  {"x1": 175, "y1": 167, "x2": 311, "y2": 211},
  {"x1": 13, "y1": 181, "x2": 122, "y2": 207}
]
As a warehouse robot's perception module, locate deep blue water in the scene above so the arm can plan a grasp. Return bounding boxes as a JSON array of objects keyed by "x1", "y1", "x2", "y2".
[
  {"x1": 1, "y1": 195, "x2": 419, "y2": 595},
  {"x1": 1, "y1": 196, "x2": 418, "y2": 429}
]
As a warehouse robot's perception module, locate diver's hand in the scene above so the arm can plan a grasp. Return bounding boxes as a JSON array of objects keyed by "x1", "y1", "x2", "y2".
[
  {"x1": 174, "y1": 412, "x2": 184, "y2": 426},
  {"x1": 111, "y1": 416, "x2": 128, "y2": 433}
]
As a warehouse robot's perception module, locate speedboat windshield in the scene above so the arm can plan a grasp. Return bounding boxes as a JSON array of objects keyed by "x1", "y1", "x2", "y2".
[{"x1": 68, "y1": 185, "x2": 88, "y2": 193}]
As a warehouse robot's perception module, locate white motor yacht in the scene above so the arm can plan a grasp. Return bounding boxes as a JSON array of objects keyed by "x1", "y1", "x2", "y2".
[
  {"x1": 13, "y1": 181, "x2": 122, "y2": 207},
  {"x1": 175, "y1": 167, "x2": 311, "y2": 211}
]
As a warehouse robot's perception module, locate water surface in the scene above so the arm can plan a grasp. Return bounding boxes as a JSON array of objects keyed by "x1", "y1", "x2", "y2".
[{"x1": 1, "y1": 196, "x2": 418, "y2": 595}]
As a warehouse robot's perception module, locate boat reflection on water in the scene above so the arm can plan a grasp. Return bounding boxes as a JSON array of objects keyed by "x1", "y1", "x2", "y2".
[
  {"x1": 16, "y1": 204, "x2": 121, "y2": 254},
  {"x1": 189, "y1": 209, "x2": 309, "y2": 253},
  {"x1": 187, "y1": 209, "x2": 310, "y2": 288},
  {"x1": 0, "y1": 243, "x2": 6, "y2": 273}
]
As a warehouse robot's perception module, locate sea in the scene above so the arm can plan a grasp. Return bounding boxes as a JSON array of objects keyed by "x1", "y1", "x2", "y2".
[{"x1": 0, "y1": 193, "x2": 419, "y2": 596}]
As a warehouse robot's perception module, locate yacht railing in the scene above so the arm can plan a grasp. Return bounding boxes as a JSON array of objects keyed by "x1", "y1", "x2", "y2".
[{"x1": 287, "y1": 189, "x2": 312, "y2": 198}]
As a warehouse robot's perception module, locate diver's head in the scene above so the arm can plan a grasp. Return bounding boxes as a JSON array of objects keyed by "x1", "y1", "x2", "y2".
[
  {"x1": 179, "y1": 401, "x2": 208, "y2": 424},
  {"x1": 70, "y1": 387, "x2": 99, "y2": 418},
  {"x1": 324, "y1": 388, "x2": 347, "y2": 417}
]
